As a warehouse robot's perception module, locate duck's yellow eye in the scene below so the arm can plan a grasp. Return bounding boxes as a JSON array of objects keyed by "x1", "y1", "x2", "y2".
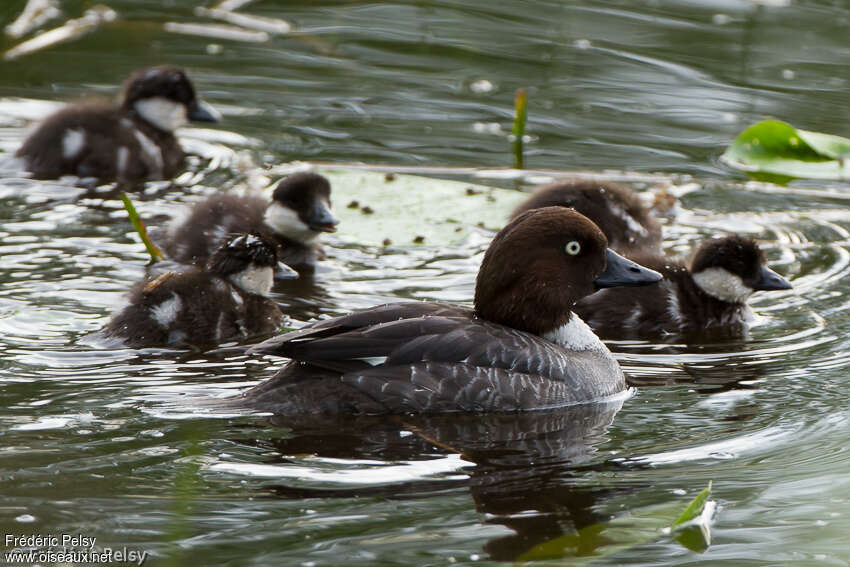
[{"x1": 565, "y1": 241, "x2": 581, "y2": 256}]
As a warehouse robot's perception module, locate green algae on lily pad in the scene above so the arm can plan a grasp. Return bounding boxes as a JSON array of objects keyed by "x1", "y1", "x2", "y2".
[
  {"x1": 721, "y1": 120, "x2": 850, "y2": 183},
  {"x1": 316, "y1": 168, "x2": 528, "y2": 247}
]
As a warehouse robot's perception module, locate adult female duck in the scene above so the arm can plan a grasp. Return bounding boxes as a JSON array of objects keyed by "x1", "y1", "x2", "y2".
[{"x1": 243, "y1": 207, "x2": 662, "y2": 414}]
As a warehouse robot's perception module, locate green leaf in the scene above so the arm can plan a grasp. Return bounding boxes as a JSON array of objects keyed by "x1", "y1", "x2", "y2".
[
  {"x1": 796, "y1": 129, "x2": 850, "y2": 160},
  {"x1": 316, "y1": 168, "x2": 529, "y2": 247},
  {"x1": 672, "y1": 480, "x2": 712, "y2": 527},
  {"x1": 516, "y1": 482, "x2": 716, "y2": 563},
  {"x1": 671, "y1": 481, "x2": 714, "y2": 553},
  {"x1": 516, "y1": 501, "x2": 685, "y2": 563},
  {"x1": 674, "y1": 524, "x2": 711, "y2": 554},
  {"x1": 721, "y1": 119, "x2": 850, "y2": 182}
]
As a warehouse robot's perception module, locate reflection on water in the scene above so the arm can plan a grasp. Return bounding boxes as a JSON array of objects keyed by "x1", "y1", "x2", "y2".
[
  {"x1": 3, "y1": 1, "x2": 850, "y2": 565},
  {"x1": 242, "y1": 401, "x2": 626, "y2": 562}
]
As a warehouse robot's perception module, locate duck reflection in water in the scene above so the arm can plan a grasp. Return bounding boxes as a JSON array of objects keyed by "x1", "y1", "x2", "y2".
[
  {"x1": 618, "y1": 332, "x2": 783, "y2": 393},
  {"x1": 235, "y1": 398, "x2": 636, "y2": 561}
]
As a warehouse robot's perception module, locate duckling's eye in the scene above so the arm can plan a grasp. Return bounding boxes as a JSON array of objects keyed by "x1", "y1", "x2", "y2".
[{"x1": 565, "y1": 241, "x2": 581, "y2": 256}]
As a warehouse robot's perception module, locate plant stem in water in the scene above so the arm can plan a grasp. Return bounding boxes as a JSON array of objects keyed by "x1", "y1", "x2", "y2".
[
  {"x1": 120, "y1": 192, "x2": 163, "y2": 264},
  {"x1": 512, "y1": 88, "x2": 528, "y2": 169}
]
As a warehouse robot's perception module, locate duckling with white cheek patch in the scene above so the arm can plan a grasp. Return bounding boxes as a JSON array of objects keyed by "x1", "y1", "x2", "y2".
[
  {"x1": 102, "y1": 233, "x2": 295, "y2": 348},
  {"x1": 16, "y1": 66, "x2": 219, "y2": 182},
  {"x1": 573, "y1": 235, "x2": 792, "y2": 339},
  {"x1": 161, "y1": 172, "x2": 338, "y2": 274}
]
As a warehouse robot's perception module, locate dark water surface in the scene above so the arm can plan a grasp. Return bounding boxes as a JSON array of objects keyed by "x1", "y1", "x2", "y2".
[{"x1": 2, "y1": 1, "x2": 850, "y2": 565}]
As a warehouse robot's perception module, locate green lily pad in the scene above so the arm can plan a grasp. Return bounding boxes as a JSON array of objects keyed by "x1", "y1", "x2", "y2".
[
  {"x1": 721, "y1": 120, "x2": 850, "y2": 183},
  {"x1": 316, "y1": 168, "x2": 528, "y2": 247}
]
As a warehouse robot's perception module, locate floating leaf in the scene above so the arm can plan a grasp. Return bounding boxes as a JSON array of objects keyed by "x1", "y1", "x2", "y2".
[
  {"x1": 671, "y1": 481, "x2": 715, "y2": 553},
  {"x1": 672, "y1": 480, "x2": 712, "y2": 527},
  {"x1": 517, "y1": 500, "x2": 684, "y2": 563},
  {"x1": 674, "y1": 516, "x2": 713, "y2": 553},
  {"x1": 796, "y1": 129, "x2": 850, "y2": 160},
  {"x1": 315, "y1": 168, "x2": 528, "y2": 247},
  {"x1": 721, "y1": 119, "x2": 850, "y2": 183},
  {"x1": 517, "y1": 482, "x2": 716, "y2": 562}
]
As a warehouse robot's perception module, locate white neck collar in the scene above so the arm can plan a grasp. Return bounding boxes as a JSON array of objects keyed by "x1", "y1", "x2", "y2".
[{"x1": 542, "y1": 313, "x2": 609, "y2": 352}]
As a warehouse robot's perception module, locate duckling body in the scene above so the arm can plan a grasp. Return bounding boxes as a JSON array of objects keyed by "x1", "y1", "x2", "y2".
[
  {"x1": 16, "y1": 66, "x2": 218, "y2": 182},
  {"x1": 511, "y1": 180, "x2": 662, "y2": 253},
  {"x1": 103, "y1": 234, "x2": 291, "y2": 347},
  {"x1": 162, "y1": 172, "x2": 338, "y2": 273},
  {"x1": 574, "y1": 235, "x2": 792, "y2": 338}
]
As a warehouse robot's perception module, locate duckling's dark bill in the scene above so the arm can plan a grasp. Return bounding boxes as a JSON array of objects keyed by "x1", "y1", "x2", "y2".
[
  {"x1": 188, "y1": 100, "x2": 220, "y2": 122},
  {"x1": 594, "y1": 248, "x2": 663, "y2": 289},
  {"x1": 276, "y1": 262, "x2": 299, "y2": 280},
  {"x1": 309, "y1": 223, "x2": 338, "y2": 233},
  {"x1": 753, "y1": 265, "x2": 792, "y2": 291},
  {"x1": 307, "y1": 202, "x2": 339, "y2": 233}
]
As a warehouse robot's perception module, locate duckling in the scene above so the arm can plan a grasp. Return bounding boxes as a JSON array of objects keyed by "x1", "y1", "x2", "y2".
[
  {"x1": 16, "y1": 66, "x2": 219, "y2": 182},
  {"x1": 573, "y1": 235, "x2": 792, "y2": 339},
  {"x1": 161, "y1": 172, "x2": 338, "y2": 274},
  {"x1": 511, "y1": 180, "x2": 662, "y2": 253},
  {"x1": 103, "y1": 233, "x2": 294, "y2": 347}
]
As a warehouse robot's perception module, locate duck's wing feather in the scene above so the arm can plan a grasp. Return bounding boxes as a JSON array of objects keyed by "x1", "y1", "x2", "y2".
[
  {"x1": 339, "y1": 320, "x2": 624, "y2": 411},
  {"x1": 248, "y1": 302, "x2": 473, "y2": 357},
  {"x1": 344, "y1": 362, "x2": 607, "y2": 413},
  {"x1": 244, "y1": 301, "x2": 625, "y2": 414},
  {"x1": 251, "y1": 302, "x2": 564, "y2": 375},
  {"x1": 253, "y1": 301, "x2": 622, "y2": 401}
]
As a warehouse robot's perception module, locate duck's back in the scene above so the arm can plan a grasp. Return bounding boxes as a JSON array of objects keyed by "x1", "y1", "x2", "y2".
[{"x1": 244, "y1": 302, "x2": 625, "y2": 415}]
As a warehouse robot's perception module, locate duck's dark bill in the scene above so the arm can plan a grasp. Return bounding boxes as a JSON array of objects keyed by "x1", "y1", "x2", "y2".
[
  {"x1": 753, "y1": 265, "x2": 792, "y2": 291},
  {"x1": 307, "y1": 202, "x2": 339, "y2": 233},
  {"x1": 594, "y1": 248, "x2": 663, "y2": 289},
  {"x1": 275, "y1": 262, "x2": 299, "y2": 281},
  {"x1": 188, "y1": 100, "x2": 220, "y2": 122}
]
